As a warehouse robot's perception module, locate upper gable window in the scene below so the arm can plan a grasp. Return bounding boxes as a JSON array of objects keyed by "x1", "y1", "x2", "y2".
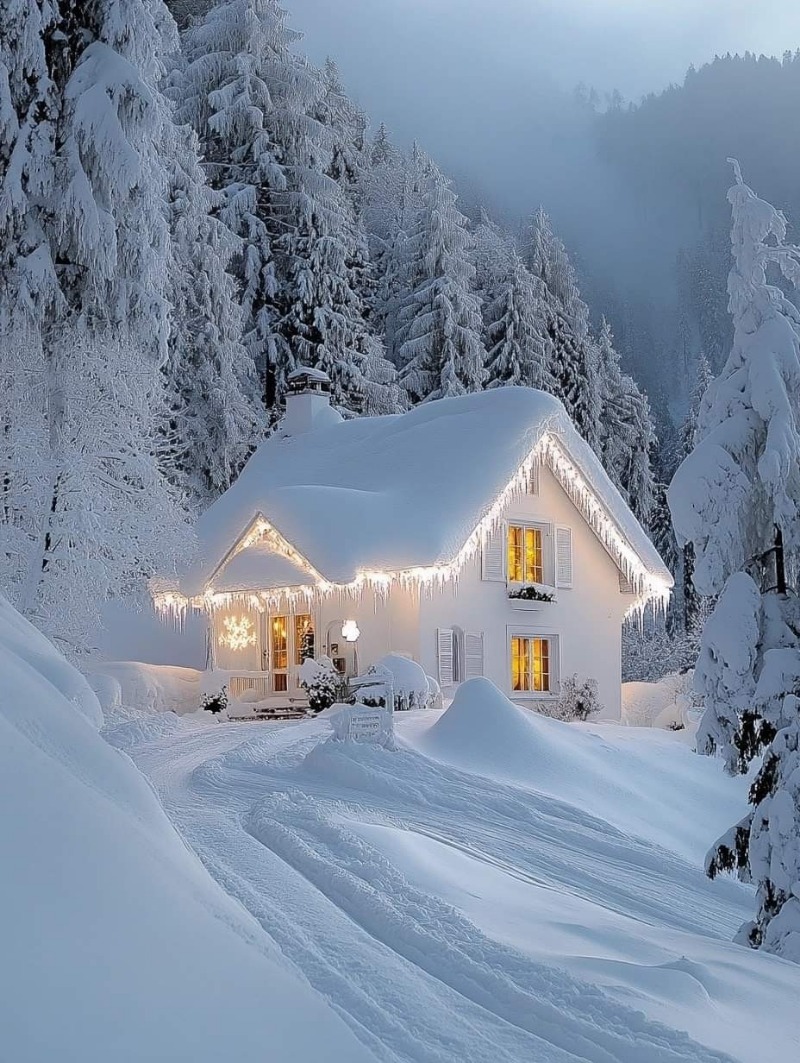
[{"x1": 507, "y1": 524, "x2": 544, "y2": 584}]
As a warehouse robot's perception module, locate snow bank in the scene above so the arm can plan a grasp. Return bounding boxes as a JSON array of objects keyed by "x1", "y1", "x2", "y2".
[
  {"x1": 622, "y1": 672, "x2": 694, "y2": 729},
  {"x1": 414, "y1": 677, "x2": 745, "y2": 862},
  {"x1": 367, "y1": 653, "x2": 434, "y2": 710},
  {"x1": 0, "y1": 596, "x2": 374, "y2": 1063},
  {"x1": 88, "y1": 660, "x2": 202, "y2": 716}
]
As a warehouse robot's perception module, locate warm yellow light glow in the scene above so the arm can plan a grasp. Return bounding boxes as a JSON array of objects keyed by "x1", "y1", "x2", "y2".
[
  {"x1": 153, "y1": 430, "x2": 672, "y2": 623},
  {"x1": 218, "y1": 614, "x2": 257, "y2": 651}
]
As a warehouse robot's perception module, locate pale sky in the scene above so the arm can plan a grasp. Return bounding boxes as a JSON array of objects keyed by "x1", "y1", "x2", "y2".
[
  {"x1": 284, "y1": 0, "x2": 800, "y2": 105},
  {"x1": 282, "y1": 0, "x2": 800, "y2": 298}
]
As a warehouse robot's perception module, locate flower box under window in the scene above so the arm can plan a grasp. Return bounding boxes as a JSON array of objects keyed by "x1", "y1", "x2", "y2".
[{"x1": 508, "y1": 582, "x2": 557, "y2": 608}]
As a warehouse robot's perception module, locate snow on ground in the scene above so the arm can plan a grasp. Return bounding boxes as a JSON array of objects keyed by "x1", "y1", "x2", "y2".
[
  {"x1": 88, "y1": 659, "x2": 202, "y2": 716},
  {"x1": 109, "y1": 675, "x2": 800, "y2": 1063},
  {"x1": 622, "y1": 672, "x2": 695, "y2": 729},
  {"x1": 0, "y1": 596, "x2": 375, "y2": 1063}
]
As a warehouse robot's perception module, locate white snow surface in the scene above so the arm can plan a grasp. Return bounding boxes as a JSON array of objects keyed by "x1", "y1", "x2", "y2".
[
  {"x1": 0, "y1": 596, "x2": 376, "y2": 1063},
  {"x1": 88, "y1": 660, "x2": 203, "y2": 716},
  {"x1": 105, "y1": 674, "x2": 800, "y2": 1063},
  {"x1": 622, "y1": 672, "x2": 694, "y2": 728},
  {"x1": 184, "y1": 387, "x2": 671, "y2": 593}
]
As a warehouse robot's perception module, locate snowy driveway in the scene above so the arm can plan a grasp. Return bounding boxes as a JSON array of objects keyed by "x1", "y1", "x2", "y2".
[{"x1": 107, "y1": 709, "x2": 800, "y2": 1063}]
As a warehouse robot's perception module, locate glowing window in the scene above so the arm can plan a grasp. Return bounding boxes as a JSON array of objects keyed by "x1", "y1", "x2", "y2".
[
  {"x1": 510, "y1": 636, "x2": 551, "y2": 693},
  {"x1": 294, "y1": 614, "x2": 314, "y2": 665},
  {"x1": 272, "y1": 615, "x2": 288, "y2": 670},
  {"x1": 507, "y1": 524, "x2": 544, "y2": 583}
]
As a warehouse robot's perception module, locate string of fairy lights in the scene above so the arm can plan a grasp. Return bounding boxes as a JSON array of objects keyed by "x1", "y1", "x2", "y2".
[{"x1": 153, "y1": 431, "x2": 672, "y2": 627}]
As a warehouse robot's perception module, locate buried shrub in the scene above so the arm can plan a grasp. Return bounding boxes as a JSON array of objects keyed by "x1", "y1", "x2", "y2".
[
  {"x1": 537, "y1": 674, "x2": 603, "y2": 722},
  {"x1": 299, "y1": 656, "x2": 341, "y2": 713},
  {"x1": 201, "y1": 686, "x2": 228, "y2": 717}
]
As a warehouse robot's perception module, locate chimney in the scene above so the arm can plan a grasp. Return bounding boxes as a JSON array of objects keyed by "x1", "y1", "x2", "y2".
[{"x1": 282, "y1": 367, "x2": 339, "y2": 436}]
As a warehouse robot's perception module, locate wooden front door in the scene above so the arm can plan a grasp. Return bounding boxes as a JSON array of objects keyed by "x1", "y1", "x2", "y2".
[{"x1": 260, "y1": 611, "x2": 315, "y2": 695}]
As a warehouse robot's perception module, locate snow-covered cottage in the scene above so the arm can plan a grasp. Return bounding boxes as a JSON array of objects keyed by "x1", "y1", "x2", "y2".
[{"x1": 154, "y1": 369, "x2": 672, "y2": 716}]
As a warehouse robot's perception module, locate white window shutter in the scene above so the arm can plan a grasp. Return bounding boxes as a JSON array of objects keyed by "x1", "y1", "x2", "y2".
[
  {"x1": 465, "y1": 632, "x2": 484, "y2": 679},
  {"x1": 481, "y1": 523, "x2": 505, "y2": 581},
  {"x1": 437, "y1": 628, "x2": 455, "y2": 685},
  {"x1": 529, "y1": 463, "x2": 540, "y2": 496},
  {"x1": 555, "y1": 525, "x2": 573, "y2": 588}
]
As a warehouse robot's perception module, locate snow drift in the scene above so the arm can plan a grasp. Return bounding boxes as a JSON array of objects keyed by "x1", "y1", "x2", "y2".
[
  {"x1": 416, "y1": 677, "x2": 745, "y2": 861},
  {"x1": 0, "y1": 596, "x2": 373, "y2": 1063}
]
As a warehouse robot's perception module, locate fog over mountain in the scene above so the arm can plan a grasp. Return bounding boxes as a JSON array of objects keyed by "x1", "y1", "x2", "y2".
[{"x1": 277, "y1": 0, "x2": 800, "y2": 411}]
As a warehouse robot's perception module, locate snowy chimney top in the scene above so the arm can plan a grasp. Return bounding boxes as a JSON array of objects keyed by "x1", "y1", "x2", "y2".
[
  {"x1": 282, "y1": 367, "x2": 340, "y2": 437},
  {"x1": 287, "y1": 367, "x2": 331, "y2": 395}
]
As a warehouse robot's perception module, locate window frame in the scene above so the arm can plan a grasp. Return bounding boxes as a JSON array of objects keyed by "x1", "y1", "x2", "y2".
[
  {"x1": 506, "y1": 626, "x2": 560, "y2": 699},
  {"x1": 505, "y1": 521, "x2": 552, "y2": 587}
]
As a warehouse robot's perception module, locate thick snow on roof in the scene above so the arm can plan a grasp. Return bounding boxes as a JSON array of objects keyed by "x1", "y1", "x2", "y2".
[{"x1": 186, "y1": 388, "x2": 670, "y2": 594}]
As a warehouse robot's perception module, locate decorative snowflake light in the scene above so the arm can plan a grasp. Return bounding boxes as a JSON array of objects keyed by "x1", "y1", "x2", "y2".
[{"x1": 219, "y1": 614, "x2": 257, "y2": 651}]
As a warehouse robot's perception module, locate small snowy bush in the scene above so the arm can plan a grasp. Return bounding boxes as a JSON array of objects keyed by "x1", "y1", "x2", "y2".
[
  {"x1": 544, "y1": 675, "x2": 602, "y2": 722},
  {"x1": 202, "y1": 687, "x2": 228, "y2": 717},
  {"x1": 365, "y1": 654, "x2": 433, "y2": 711},
  {"x1": 299, "y1": 657, "x2": 341, "y2": 713}
]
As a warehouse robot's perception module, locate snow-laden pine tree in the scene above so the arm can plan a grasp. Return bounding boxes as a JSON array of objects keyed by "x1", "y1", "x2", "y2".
[
  {"x1": 314, "y1": 58, "x2": 368, "y2": 198},
  {"x1": 484, "y1": 253, "x2": 553, "y2": 391},
  {"x1": 525, "y1": 209, "x2": 601, "y2": 451},
  {"x1": 162, "y1": 120, "x2": 265, "y2": 504},
  {"x1": 275, "y1": 117, "x2": 403, "y2": 414},
  {"x1": 0, "y1": 0, "x2": 190, "y2": 651},
  {"x1": 396, "y1": 166, "x2": 487, "y2": 402},
  {"x1": 176, "y1": 0, "x2": 302, "y2": 407},
  {"x1": 595, "y1": 318, "x2": 657, "y2": 528},
  {"x1": 472, "y1": 209, "x2": 516, "y2": 308},
  {"x1": 669, "y1": 162, "x2": 800, "y2": 960},
  {"x1": 303, "y1": 58, "x2": 402, "y2": 414},
  {"x1": 362, "y1": 138, "x2": 432, "y2": 366},
  {"x1": 673, "y1": 353, "x2": 715, "y2": 632}
]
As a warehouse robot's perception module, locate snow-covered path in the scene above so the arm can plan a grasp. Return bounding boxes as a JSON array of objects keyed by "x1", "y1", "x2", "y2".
[{"x1": 109, "y1": 708, "x2": 800, "y2": 1063}]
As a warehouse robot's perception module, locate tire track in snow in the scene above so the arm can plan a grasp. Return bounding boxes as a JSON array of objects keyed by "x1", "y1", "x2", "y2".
[
  {"x1": 245, "y1": 790, "x2": 733, "y2": 1063},
  {"x1": 125, "y1": 717, "x2": 745, "y2": 1063}
]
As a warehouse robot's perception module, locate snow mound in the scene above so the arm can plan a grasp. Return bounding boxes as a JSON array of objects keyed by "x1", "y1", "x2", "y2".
[
  {"x1": 0, "y1": 596, "x2": 374, "y2": 1063},
  {"x1": 622, "y1": 673, "x2": 694, "y2": 729},
  {"x1": 88, "y1": 660, "x2": 202, "y2": 716},
  {"x1": 417, "y1": 678, "x2": 745, "y2": 861},
  {"x1": 367, "y1": 653, "x2": 433, "y2": 709},
  {"x1": 424, "y1": 677, "x2": 540, "y2": 757}
]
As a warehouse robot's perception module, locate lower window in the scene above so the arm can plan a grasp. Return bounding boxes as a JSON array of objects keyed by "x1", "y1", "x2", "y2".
[{"x1": 511, "y1": 635, "x2": 553, "y2": 693}]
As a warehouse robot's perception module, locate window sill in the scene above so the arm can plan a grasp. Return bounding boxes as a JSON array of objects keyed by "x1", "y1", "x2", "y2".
[{"x1": 508, "y1": 599, "x2": 550, "y2": 612}]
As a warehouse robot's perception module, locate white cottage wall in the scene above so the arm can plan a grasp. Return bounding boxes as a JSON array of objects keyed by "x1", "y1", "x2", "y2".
[
  {"x1": 418, "y1": 464, "x2": 631, "y2": 718},
  {"x1": 317, "y1": 585, "x2": 421, "y2": 677}
]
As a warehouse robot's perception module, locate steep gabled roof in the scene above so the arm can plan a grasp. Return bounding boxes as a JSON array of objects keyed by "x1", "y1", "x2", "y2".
[{"x1": 179, "y1": 388, "x2": 672, "y2": 602}]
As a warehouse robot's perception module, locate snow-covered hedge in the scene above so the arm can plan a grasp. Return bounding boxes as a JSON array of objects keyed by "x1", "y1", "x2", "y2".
[{"x1": 363, "y1": 654, "x2": 439, "y2": 711}]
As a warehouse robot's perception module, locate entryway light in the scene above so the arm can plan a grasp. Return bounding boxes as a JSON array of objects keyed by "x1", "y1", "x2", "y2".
[{"x1": 341, "y1": 620, "x2": 360, "y2": 643}]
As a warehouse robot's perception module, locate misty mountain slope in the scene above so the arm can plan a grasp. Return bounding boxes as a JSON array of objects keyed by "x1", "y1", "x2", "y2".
[
  {"x1": 112, "y1": 682, "x2": 800, "y2": 1063},
  {"x1": 595, "y1": 52, "x2": 800, "y2": 383}
]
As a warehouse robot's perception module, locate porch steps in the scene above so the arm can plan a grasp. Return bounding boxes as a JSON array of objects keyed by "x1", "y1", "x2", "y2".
[{"x1": 229, "y1": 703, "x2": 310, "y2": 723}]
